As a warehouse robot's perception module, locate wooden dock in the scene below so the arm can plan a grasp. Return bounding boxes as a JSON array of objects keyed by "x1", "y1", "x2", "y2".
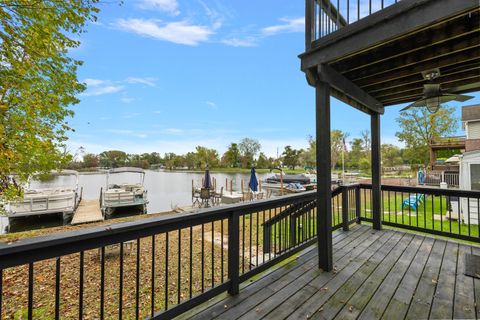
[{"x1": 71, "y1": 199, "x2": 104, "y2": 225}]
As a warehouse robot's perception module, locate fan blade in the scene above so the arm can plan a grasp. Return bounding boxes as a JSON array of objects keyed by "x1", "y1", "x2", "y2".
[
  {"x1": 451, "y1": 94, "x2": 474, "y2": 102},
  {"x1": 400, "y1": 100, "x2": 425, "y2": 111}
]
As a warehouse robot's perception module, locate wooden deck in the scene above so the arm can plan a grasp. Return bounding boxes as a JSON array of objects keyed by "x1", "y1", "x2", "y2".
[
  {"x1": 71, "y1": 199, "x2": 104, "y2": 225},
  {"x1": 179, "y1": 224, "x2": 479, "y2": 319}
]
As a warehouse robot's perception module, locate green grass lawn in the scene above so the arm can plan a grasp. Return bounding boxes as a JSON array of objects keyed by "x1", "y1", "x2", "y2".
[{"x1": 360, "y1": 191, "x2": 480, "y2": 238}]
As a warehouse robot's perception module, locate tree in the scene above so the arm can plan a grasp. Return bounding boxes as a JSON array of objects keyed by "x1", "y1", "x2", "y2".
[
  {"x1": 347, "y1": 138, "x2": 364, "y2": 169},
  {"x1": 0, "y1": 1, "x2": 99, "y2": 199},
  {"x1": 282, "y1": 146, "x2": 302, "y2": 170},
  {"x1": 238, "y1": 138, "x2": 261, "y2": 168},
  {"x1": 300, "y1": 136, "x2": 316, "y2": 167},
  {"x1": 256, "y1": 152, "x2": 270, "y2": 169},
  {"x1": 83, "y1": 153, "x2": 99, "y2": 168},
  {"x1": 331, "y1": 130, "x2": 349, "y2": 170},
  {"x1": 99, "y1": 150, "x2": 127, "y2": 168},
  {"x1": 222, "y1": 143, "x2": 241, "y2": 168},
  {"x1": 396, "y1": 106, "x2": 458, "y2": 165},
  {"x1": 381, "y1": 144, "x2": 403, "y2": 167},
  {"x1": 195, "y1": 146, "x2": 219, "y2": 169}
]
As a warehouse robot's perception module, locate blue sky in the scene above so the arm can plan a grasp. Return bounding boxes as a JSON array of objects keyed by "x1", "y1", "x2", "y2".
[{"x1": 67, "y1": 0, "x2": 480, "y2": 158}]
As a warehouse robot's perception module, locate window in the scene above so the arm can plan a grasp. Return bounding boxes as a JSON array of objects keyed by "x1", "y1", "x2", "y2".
[{"x1": 470, "y1": 164, "x2": 480, "y2": 190}]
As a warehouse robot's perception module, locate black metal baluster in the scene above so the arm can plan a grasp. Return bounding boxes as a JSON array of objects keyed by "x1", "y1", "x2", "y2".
[
  {"x1": 448, "y1": 195, "x2": 452, "y2": 233},
  {"x1": 136, "y1": 239, "x2": 140, "y2": 319},
  {"x1": 79, "y1": 251, "x2": 84, "y2": 320},
  {"x1": 401, "y1": 192, "x2": 405, "y2": 225},
  {"x1": 424, "y1": 194, "x2": 427, "y2": 230},
  {"x1": 388, "y1": 191, "x2": 391, "y2": 222},
  {"x1": 178, "y1": 229, "x2": 182, "y2": 304},
  {"x1": 256, "y1": 212, "x2": 259, "y2": 267},
  {"x1": 249, "y1": 213, "x2": 252, "y2": 271},
  {"x1": 357, "y1": 0, "x2": 360, "y2": 21},
  {"x1": 263, "y1": 210, "x2": 266, "y2": 262},
  {"x1": 211, "y1": 222, "x2": 214, "y2": 287},
  {"x1": 394, "y1": 191, "x2": 398, "y2": 224},
  {"x1": 408, "y1": 192, "x2": 411, "y2": 226},
  {"x1": 55, "y1": 258, "x2": 60, "y2": 320},
  {"x1": 468, "y1": 198, "x2": 471, "y2": 236},
  {"x1": 189, "y1": 227, "x2": 193, "y2": 299},
  {"x1": 201, "y1": 224, "x2": 204, "y2": 292},
  {"x1": 0, "y1": 268, "x2": 3, "y2": 319},
  {"x1": 347, "y1": 0, "x2": 350, "y2": 24},
  {"x1": 221, "y1": 220, "x2": 224, "y2": 283},
  {"x1": 151, "y1": 236, "x2": 155, "y2": 318},
  {"x1": 28, "y1": 263, "x2": 33, "y2": 320},
  {"x1": 165, "y1": 233, "x2": 169, "y2": 310},
  {"x1": 101, "y1": 247, "x2": 105, "y2": 320},
  {"x1": 431, "y1": 196, "x2": 435, "y2": 231},
  {"x1": 242, "y1": 214, "x2": 245, "y2": 273},
  {"x1": 416, "y1": 193, "x2": 419, "y2": 228},
  {"x1": 440, "y1": 195, "x2": 443, "y2": 232},
  {"x1": 119, "y1": 244, "x2": 124, "y2": 319},
  {"x1": 458, "y1": 200, "x2": 461, "y2": 235},
  {"x1": 273, "y1": 209, "x2": 276, "y2": 254},
  {"x1": 477, "y1": 198, "x2": 480, "y2": 239}
]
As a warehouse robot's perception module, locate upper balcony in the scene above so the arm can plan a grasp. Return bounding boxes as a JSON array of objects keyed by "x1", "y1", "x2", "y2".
[{"x1": 300, "y1": 0, "x2": 479, "y2": 112}]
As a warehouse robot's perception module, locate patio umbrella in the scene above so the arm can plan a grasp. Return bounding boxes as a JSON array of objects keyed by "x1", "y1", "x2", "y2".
[
  {"x1": 203, "y1": 165, "x2": 212, "y2": 189},
  {"x1": 249, "y1": 167, "x2": 259, "y2": 192}
]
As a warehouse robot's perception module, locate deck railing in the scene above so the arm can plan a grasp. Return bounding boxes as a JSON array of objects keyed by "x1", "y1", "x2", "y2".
[
  {"x1": 0, "y1": 190, "x2": 354, "y2": 320},
  {"x1": 2, "y1": 183, "x2": 478, "y2": 319},
  {"x1": 305, "y1": 0, "x2": 400, "y2": 49},
  {"x1": 358, "y1": 184, "x2": 480, "y2": 243}
]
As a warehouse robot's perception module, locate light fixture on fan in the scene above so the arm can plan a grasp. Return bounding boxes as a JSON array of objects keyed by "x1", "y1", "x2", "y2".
[{"x1": 425, "y1": 96, "x2": 441, "y2": 113}]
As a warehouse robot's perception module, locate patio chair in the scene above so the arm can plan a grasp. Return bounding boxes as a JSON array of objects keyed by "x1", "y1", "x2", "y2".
[
  {"x1": 213, "y1": 187, "x2": 223, "y2": 205},
  {"x1": 402, "y1": 194, "x2": 425, "y2": 210},
  {"x1": 192, "y1": 186, "x2": 201, "y2": 207},
  {"x1": 200, "y1": 188, "x2": 211, "y2": 207}
]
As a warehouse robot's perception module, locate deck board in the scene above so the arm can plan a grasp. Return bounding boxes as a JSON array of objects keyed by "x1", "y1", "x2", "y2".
[
  {"x1": 71, "y1": 199, "x2": 104, "y2": 225},
  {"x1": 178, "y1": 225, "x2": 480, "y2": 320}
]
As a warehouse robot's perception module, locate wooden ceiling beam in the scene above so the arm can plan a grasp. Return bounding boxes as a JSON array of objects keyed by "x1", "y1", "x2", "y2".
[
  {"x1": 348, "y1": 33, "x2": 480, "y2": 82},
  {"x1": 317, "y1": 64, "x2": 384, "y2": 114},
  {"x1": 353, "y1": 47, "x2": 480, "y2": 88},
  {"x1": 332, "y1": 11, "x2": 479, "y2": 74},
  {"x1": 371, "y1": 68, "x2": 480, "y2": 99},
  {"x1": 364, "y1": 60, "x2": 480, "y2": 93}
]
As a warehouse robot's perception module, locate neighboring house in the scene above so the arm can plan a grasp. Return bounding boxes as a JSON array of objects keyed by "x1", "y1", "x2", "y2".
[
  {"x1": 462, "y1": 104, "x2": 480, "y2": 151},
  {"x1": 458, "y1": 105, "x2": 480, "y2": 224}
]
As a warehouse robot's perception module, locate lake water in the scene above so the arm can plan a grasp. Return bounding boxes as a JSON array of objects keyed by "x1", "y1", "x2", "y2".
[{"x1": 0, "y1": 170, "x2": 271, "y2": 234}]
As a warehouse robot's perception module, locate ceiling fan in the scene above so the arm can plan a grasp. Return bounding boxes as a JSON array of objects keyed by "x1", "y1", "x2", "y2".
[{"x1": 400, "y1": 69, "x2": 474, "y2": 113}]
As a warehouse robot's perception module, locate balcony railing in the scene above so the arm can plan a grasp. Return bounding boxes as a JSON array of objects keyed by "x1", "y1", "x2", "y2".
[
  {"x1": 305, "y1": 0, "x2": 400, "y2": 49},
  {"x1": 1, "y1": 183, "x2": 479, "y2": 319},
  {"x1": 0, "y1": 190, "x2": 352, "y2": 319}
]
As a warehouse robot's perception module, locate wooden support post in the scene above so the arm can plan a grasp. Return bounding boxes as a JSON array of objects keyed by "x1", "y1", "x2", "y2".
[
  {"x1": 316, "y1": 78, "x2": 333, "y2": 272},
  {"x1": 371, "y1": 112, "x2": 382, "y2": 230}
]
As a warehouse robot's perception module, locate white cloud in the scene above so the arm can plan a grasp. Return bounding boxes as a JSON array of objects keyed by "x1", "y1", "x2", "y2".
[
  {"x1": 138, "y1": 0, "x2": 180, "y2": 15},
  {"x1": 262, "y1": 17, "x2": 305, "y2": 36},
  {"x1": 120, "y1": 97, "x2": 135, "y2": 103},
  {"x1": 206, "y1": 101, "x2": 217, "y2": 109},
  {"x1": 125, "y1": 77, "x2": 157, "y2": 87},
  {"x1": 84, "y1": 78, "x2": 106, "y2": 86},
  {"x1": 153, "y1": 110, "x2": 162, "y2": 114},
  {"x1": 222, "y1": 37, "x2": 257, "y2": 47},
  {"x1": 106, "y1": 129, "x2": 148, "y2": 139},
  {"x1": 83, "y1": 85, "x2": 124, "y2": 97},
  {"x1": 114, "y1": 18, "x2": 215, "y2": 46}
]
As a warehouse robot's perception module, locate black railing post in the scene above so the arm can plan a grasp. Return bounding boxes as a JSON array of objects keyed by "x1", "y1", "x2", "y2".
[
  {"x1": 305, "y1": 0, "x2": 315, "y2": 50},
  {"x1": 342, "y1": 187, "x2": 349, "y2": 231},
  {"x1": 263, "y1": 224, "x2": 271, "y2": 254},
  {"x1": 355, "y1": 185, "x2": 361, "y2": 224},
  {"x1": 290, "y1": 214, "x2": 297, "y2": 247},
  {"x1": 228, "y1": 210, "x2": 240, "y2": 295}
]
